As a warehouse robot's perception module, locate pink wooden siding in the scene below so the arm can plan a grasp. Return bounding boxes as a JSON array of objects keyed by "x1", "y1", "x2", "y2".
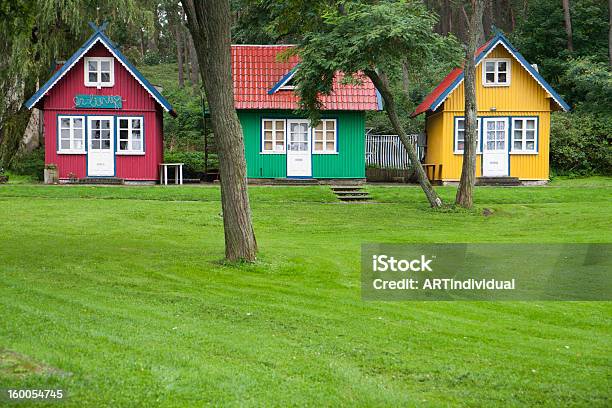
[{"x1": 43, "y1": 43, "x2": 163, "y2": 180}]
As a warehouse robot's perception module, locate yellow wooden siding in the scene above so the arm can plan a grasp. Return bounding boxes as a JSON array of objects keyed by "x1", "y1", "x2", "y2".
[
  {"x1": 425, "y1": 111, "x2": 443, "y2": 165},
  {"x1": 434, "y1": 111, "x2": 550, "y2": 181},
  {"x1": 443, "y1": 46, "x2": 552, "y2": 113},
  {"x1": 425, "y1": 43, "x2": 552, "y2": 181}
]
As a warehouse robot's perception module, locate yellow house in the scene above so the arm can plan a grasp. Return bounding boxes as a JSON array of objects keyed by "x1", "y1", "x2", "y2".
[{"x1": 412, "y1": 33, "x2": 570, "y2": 184}]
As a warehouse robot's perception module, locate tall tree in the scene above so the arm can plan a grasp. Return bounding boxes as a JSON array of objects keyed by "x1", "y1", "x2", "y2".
[
  {"x1": 181, "y1": 0, "x2": 257, "y2": 261},
  {"x1": 0, "y1": 0, "x2": 147, "y2": 168},
  {"x1": 562, "y1": 0, "x2": 574, "y2": 51},
  {"x1": 456, "y1": 0, "x2": 484, "y2": 208},
  {"x1": 291, "y1": 1, "x2": 461, "y2": 207}
]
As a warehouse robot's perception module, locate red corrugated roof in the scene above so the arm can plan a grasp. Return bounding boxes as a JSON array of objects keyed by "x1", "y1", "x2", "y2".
[
  {"x1": 411, "y1": 38, "x2": 493, "y2": 117},
  {"x1": 232, "y1": 45, "x2": 379, "y2": 111}
]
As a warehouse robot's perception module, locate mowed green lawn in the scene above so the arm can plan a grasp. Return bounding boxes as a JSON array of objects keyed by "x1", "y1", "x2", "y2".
[{"x1": 0, "y1": 178, "x2": 610, "y2": 407}]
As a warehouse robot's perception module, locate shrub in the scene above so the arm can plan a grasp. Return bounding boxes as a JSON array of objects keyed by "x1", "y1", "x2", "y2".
[
  {"x1": 163, "y1": 150, "x2": 219, "y2": 179},
  {"x1": 9, "y1": 147, "x2": 45, "y2": 181},
  {"x1": 143, "y1": 50, "x2": 162, "y2": 66},
  {"x1": 550, "y1": 112, "x2": 611, "y2": 176}
]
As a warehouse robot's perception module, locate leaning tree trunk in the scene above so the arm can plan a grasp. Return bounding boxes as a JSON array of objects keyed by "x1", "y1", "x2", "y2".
[
  {"x1": 562, "y1": 0, "x2": 574, "y2": 52},
  {"x1": 456, "y1": 0, "x2": 484, "y2": 209},
  {"x1": 364, "y1": 69, "x2": 443, "y2": 208},
  {"x1": 181, "y1": 0, "x2": 257, "y2": 261}
]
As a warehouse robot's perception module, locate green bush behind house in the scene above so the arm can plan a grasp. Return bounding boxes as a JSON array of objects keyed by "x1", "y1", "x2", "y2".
[
  {"x1": 550, "y1": 112, "x2": 612, "y2": 177},
  {"x1": 9, "y1": 147, "x2": 45, "y2": 180}
]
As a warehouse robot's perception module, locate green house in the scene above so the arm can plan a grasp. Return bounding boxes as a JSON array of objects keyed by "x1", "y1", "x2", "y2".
[{"x1": 232, "y1": 45, "x2": 380, "y2": 180}]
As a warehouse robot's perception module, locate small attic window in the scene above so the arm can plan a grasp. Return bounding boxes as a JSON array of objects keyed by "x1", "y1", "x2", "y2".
[
  {"x1": 279, "y1": 76, "x2": 295, "y2": 90},
  {"x1": 84, "y1": 57, "x2": 114, "y2": 88},
  {"x1": 482, "y1": 58, "x2": 510, "y2": 87}
]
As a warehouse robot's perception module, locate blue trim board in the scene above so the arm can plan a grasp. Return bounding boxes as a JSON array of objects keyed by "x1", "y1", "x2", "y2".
[
  {"x1": 375, "y1": 89, "x2": 384, "y2": 111},
  {"x1": 25, "y1": 23, "x2": 176, "y2": 116},
  {"x1": 268, "y1": 67, "x2": 298, "y2": 94},
  {"x1": 430, "y1": 32, "x2": 570, "y2": 113}
]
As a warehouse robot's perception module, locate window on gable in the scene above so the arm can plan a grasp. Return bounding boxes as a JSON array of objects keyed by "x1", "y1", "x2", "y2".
[
  {"x1": 85, "y1": 57, "x2": 114, "y2": 88},
  {"x1": 455, "y1": 117, "x2": 481, "y2": 153},
  {"x1": 483, "y1": 58, "x2": 510, "y2": 86},
  {"x1": 512, "y1": 118, "x2": 537, "y2": 152},
  {"x1": 313, "y1": 119, "x2": 337, "y2": 153},
  {"x1": 117, "y1": 117, "x2": 144, "y2": 153},
  {"x1": 262, "y1": 119, "x2": 286, "y2": 153},
  {"x1": 58, "y1": 116, "x2": 85, "y2": 153},
  {"x1": 279, "y1": 76, "x2": 295, "y2": 90}
]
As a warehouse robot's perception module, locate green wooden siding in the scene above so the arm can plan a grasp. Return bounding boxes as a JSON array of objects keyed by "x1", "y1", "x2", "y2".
[{"x1": 238, "y1": 110, "x2": 366, "y2": 178}]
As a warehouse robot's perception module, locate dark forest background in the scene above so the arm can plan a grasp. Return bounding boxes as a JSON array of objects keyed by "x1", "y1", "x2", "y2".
[{"x1": 1, "y1": 0, "x2": 610, "y2": 179}]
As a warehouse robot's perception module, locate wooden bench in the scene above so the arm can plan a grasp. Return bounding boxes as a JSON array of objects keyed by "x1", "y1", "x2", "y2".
[{"x1": 422, "y1": 164, "x2": 442, "y2": 182}]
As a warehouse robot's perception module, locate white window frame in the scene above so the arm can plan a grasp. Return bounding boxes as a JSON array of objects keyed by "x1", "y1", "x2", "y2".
[
  {"x1": 482, "y1": 58, "x2": 511, "y2": 87},
  {"x1": 454, "y1": 117, "x2": 481, "y2": 154},
  {"x1": 312, "y1": 119, "x2": 337, "y2": 154},
  {"x1": 84, "y1": 57, "x2": 115, "y2": 88},
  {"x1": 116, "y1": 116, "x2": 145, "y2": 155},
  {"x1": 261, "y1": 119, "x2": 287, "y2": 154},
  {"x1": 511, "y1": 117, "x2": 538, "y2": 154},
  {"x1": 57, "y1": 115, "x2": 85, "y2": 154}
]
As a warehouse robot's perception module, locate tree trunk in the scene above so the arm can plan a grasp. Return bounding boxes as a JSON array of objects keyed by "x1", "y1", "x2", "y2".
[
  {"x1": 187, "y1": 32, "x2": 200, "y2": 86},
  {"x1": 562, "y1": 0, "x2": 574, "y2": 52},
  {"x1": 401, "y1": 60, "x2": 410, "y2": 96},
  {"x1": 181, "y1": 0, "x2": 257, "y2": 262},
  {"x1": 609, "y1": 0, "x2": 612, "y2": 65},
  {"x1": 183, "y1": 29, "x2": 191, "y2": 84},
  {"x1": 456, "y1": 0, "x2": 484, "y2": 209},
  {"x1": 364, "y1": 68, "x2": 443, "y2": 208},
  {"x1": 175, "y1": 24, "x2": 184, "y2": 87}
]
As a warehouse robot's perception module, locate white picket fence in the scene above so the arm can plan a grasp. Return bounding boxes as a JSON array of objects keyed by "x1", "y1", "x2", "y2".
[{"x1": 365, "y1": 134, "x2": 424, "y2": 169}]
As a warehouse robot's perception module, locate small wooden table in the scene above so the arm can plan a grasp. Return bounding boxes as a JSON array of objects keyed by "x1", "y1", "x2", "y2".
[
  {"x1": 422, "y1": 163, "x2": 443, "y2": 182},
  {"x1": 159, "y1": 163, "x2": 184, "y2": 185}
]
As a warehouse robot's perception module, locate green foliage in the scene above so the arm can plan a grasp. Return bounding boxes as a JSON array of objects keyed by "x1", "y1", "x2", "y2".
[
  {"x1": 137, "y1": 64, "x2": 209, "y2": 152},
  {"x1": 559, "y1": 57, "x2": 612, "y2": 115},
  {"x1": 550, "y1": 112, "x2": 612, "y2": 176},
  {"x1": 511, "y1": 0, "x2": 609, "y2": 110},
  {"x1": 8, "y1": 147, "x2": 44, "y2": 180},
  {"x1": 143, "y1": 49, "x2": 162, "y2": 65},
  {"x1": 293, "y1": 0, "x2": 461, "y2": 121},
  {"x1": 163, "y1": 151, "x2": 207, "y2": 177}
]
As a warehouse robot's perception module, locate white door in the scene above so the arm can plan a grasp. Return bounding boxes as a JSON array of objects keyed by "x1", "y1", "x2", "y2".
[
  {"x1": 482, "y1": 118, "x2": 509, "y2": 177},
  {"x1": 286, "y1": 120, "x2": 311, "y2": 177},
  {"x1": 87, "y1": 116, "x2": 115, "y2": 177}
]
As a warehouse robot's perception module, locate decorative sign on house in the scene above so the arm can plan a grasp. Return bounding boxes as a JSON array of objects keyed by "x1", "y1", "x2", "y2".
[
  {"x1": 24, "y1": 23, "x2": 176, "y2": 183},
  {"x1": 74, "y1": 94, "x2": 123, "y2": 109},
  {"x1": 411, "y1": 32, "x2": 570, "y2": 184}
]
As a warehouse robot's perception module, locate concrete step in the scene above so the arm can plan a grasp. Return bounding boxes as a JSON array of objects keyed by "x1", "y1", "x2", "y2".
[
  {"x1": 330, "y1": 186, "x2": 365, "y2": 192},
  {"x1": 333, "y1": 191, "x2": 369, "y2": 196},
  {"x1": 78, "y1": 177, "x2": 124, "y2": 185},
  {"x1": 476, "y1": 177, "x2": 521, "y2": 186},
  {"x1": 337, "y1": 195, "x2": 373, "y2": 201},
  {"x1": 331, "y1": 185, "x2": 372, "y2": 202}
]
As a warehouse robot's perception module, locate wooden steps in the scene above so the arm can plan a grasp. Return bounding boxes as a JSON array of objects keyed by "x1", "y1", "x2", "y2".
[
  {"x1": 78, "y1": 177, "x2": 124, "y2": 185},
  {"x1": 476, "y1": 177, "x2": 521, "y2": 186},
  {"x1": 331, "y1": 186, "x2": 372, "y2": 202}
]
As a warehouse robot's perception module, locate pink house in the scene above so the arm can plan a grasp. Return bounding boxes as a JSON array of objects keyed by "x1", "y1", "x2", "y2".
[{"x1": 25, "y1": 23, "x2": 176, "y2": 183}]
